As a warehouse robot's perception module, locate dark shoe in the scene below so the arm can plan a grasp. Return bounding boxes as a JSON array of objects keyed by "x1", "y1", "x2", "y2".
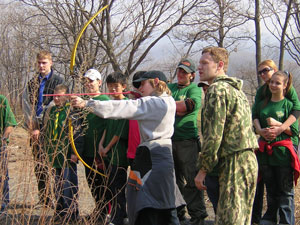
[
  {"x1": 52, "y1": 215, "x2": 63, "y2": 224},
  {"x1": 259, "y1": 220, "x2": 276, "y2": 225},
  {"x1": 68, "y1": 215, "x2": 80, "y2": 224},
  {"x1": 180, "y1": 216, "x2": 191, "y2": 225},
  {"x1": 123, "y1": 217, "x2": 129, "y2": 225},
  {"x1": 190, "y1": 217, "x2": 205, "y2": 225}
]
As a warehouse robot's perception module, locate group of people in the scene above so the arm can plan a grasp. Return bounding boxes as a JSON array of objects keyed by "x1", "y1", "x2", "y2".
[{"x1": 0, "y1": 46, "x2": 299, "y2": 225}]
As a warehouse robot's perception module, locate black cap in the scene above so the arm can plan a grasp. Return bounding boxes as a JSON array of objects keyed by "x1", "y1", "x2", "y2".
[
  {"x1": 132, "y1": 71, "x2": 147, "y2": 88},
  {"x1": 133, "y1": 70, "x2": 168, "y2": 86}
]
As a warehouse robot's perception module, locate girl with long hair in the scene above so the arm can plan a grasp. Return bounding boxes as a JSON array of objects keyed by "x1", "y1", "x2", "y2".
[
  {"x1": 251, "y1": 60, "x2": 300, "y2": 224},
  {"x1": 254, "y1": 71, "x2": 300, "y2": 225}
]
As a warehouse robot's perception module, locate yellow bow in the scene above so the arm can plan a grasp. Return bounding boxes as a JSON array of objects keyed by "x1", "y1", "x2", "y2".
[
  {"x1": 70, "y1": 4, "x2": 109, "y2": 74},
  {"x1": 68, "y1": 118, "x2": 106, "y2": 177},
  {"x1": 69, "y1": 5, "x2": 109, "y2": 177}
]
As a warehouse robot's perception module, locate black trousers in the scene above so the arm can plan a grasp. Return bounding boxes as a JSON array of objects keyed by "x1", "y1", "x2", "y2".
[{"x1": 135, "y1": 208, "x2": 180, "y2": 225}]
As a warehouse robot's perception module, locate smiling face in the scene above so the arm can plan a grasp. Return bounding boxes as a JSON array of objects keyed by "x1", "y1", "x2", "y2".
[
  {"x1": 269, "y1": 74, "x2": 287, "y2": 97},
  {"x1": 84, "y1": 78, "x2": 102, "y2": 93}
]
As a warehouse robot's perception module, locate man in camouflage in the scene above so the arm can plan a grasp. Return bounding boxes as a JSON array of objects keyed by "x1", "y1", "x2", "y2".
[{"x1": 194, "y1": 47, "x2": 258, "y2": 225}]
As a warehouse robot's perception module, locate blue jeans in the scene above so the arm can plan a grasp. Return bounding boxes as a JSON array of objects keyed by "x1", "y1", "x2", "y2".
[
  {"x1": 54, "y1": 163, "x2": 79, "y2": 219},
  {"x1": 0, "y1": 145, "x2": 9, "y2": 211},
  {"x1": 260, "y1": 165, "x2": 294, "y2": 224}
]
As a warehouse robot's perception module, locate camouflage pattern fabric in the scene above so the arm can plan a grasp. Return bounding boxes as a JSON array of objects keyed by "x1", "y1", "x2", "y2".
[
  {"x1": 216, "y1": 150, "x2": 258, "y2": 225},
  {"x1": 199, "y1": 75, "x2": 258, "y2": 173},
  {"x1": 198, "y1": 75, "x2": 259, "y2": 225}
]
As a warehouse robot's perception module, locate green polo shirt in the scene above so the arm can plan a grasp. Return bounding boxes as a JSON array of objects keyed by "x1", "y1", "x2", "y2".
[
  {"x1": 0, "y1": 95, "x2": 17, "y2": 146},
  {"x1": 83, "y1": 95, "x2": 110, "y2": 158},
  {"x1": 103, "y1": 97, "x2": 129, "y2": 167},
  {"x1": 168, "y1": 82, "x2": 202, "y2": 140}
]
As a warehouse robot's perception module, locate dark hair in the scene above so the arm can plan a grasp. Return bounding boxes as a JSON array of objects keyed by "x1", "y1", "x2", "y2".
[
  {"x1": 106, "y1": 71, "x2": 128, "y2": 85},
  {"x1": 275, "y1": 70, "x2": 293, "y2": 95}
]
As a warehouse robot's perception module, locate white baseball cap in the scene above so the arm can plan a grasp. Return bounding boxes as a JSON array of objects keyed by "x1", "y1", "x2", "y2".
[{"x1": 84, "y1": 69, "x2": 102, "y2": 81}]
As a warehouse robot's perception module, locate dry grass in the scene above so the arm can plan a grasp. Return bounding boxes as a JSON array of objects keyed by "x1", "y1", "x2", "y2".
[
  {"x1": 3, "y1": 126, "x2": 96, "y2": 224},
  {"x1": 2, "y1": 126, "x2": 300, "y2": 224}
]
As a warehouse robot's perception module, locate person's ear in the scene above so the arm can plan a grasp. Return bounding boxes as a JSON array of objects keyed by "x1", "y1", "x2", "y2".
[
  {"x1": 217, "y1": 61, "x2": 224, "y2": 71},
  {"x1": 98, "y1": 80, "x2": 102, "y2": 87},
  {"x1": 191, "y1": 73, "x2": 195, "y2": 80},
  {"x1": 154, "y1": 78, "x2": 159, "y2": 86},
  {"x1": 122, "y1": 84, "x2": 127, "y2": 90}
]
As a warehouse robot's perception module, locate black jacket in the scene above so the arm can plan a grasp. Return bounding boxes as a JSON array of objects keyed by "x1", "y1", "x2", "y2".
[{"x1": 27, "y1": 70, "x2": 65, "y2": 107}]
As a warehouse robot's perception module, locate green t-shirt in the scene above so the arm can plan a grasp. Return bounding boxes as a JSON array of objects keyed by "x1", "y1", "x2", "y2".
[
  {"x1": 168, "y1": 83, "x2": 202, "y2": 140},
  {"x1": 83, "y1": 95, "x2": 110, "y2": 158},
  {"x1": 252, "y1": 84, "x2": 300, "y2": 120},
  {"x1": 0, "y1": 95, "x2": 17, "y2": 146},
  {"x1": 103, "y1": 98, "x2": 129, "y2": 167},
  {"x1": 256, "y1": 98, "x2": 299, "y2": 166},
  {"x1": 44, "y1": 103, "x2": 71, "y2": 168}
]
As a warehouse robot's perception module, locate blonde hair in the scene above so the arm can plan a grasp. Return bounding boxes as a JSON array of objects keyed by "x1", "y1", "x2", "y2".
[
  {"x1": 37, "y1": 50, "x2": 52, "y2": 61},
  {"x1": 202, "y1": 47, "x2": 229, "y2": 72},
  {"x1": 258, "y1": 59, "x2": 278, "y2": 72},
  {"x1": 54, "y1": 84, "x2": 69, "y2": 93},
  {"x1": 148, "y1": 79, "x2": 171, "y2": 96}
]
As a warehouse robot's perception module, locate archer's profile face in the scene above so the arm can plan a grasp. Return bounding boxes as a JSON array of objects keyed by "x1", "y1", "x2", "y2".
[
  {"x1": 138, "y1": 80, "x2": 155, "y2": 97},
  {"x1": 37, "y1": 58, "x2": 52, "y2": 76}
]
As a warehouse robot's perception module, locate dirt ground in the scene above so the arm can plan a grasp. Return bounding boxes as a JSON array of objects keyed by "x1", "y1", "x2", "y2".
[{"x1": 2, "y1": 126, "x2": 300, "y2": 224}]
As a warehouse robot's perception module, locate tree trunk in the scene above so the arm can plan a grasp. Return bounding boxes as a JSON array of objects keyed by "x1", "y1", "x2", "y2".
[{"x1": 255, "y1": 0, "x2": 262, "y2": 87}]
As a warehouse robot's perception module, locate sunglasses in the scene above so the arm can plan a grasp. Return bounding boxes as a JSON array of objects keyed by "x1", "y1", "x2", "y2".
[{"x1": 258, "y1": 68, "x2": 273, "y2": 75}]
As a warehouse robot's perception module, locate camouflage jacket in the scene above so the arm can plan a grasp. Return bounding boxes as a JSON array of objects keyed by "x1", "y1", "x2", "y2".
[{"x1": 199, "y1": 75, "x2": 258, "y2": 173}]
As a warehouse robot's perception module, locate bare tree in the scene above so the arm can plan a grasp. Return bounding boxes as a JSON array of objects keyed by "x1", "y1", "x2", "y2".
[
  {"x1": 254, "y1": 0, "x2": 263, "y2": 86},
  {"x1": 0, "y1": 2, "x2": 39, "y2": 110},
  {"x1": 285, "y1": 0, "x2": 300, "y2": 66},
  {"x1": 173, "y1": 0, "x2": 252, "y2": 56},
  {"x1": 262, "y1": 0, "x2": 296, "y2": 69},
  {"x1": 19, "y1": 0, "x2": 201, "y2": 79}
]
